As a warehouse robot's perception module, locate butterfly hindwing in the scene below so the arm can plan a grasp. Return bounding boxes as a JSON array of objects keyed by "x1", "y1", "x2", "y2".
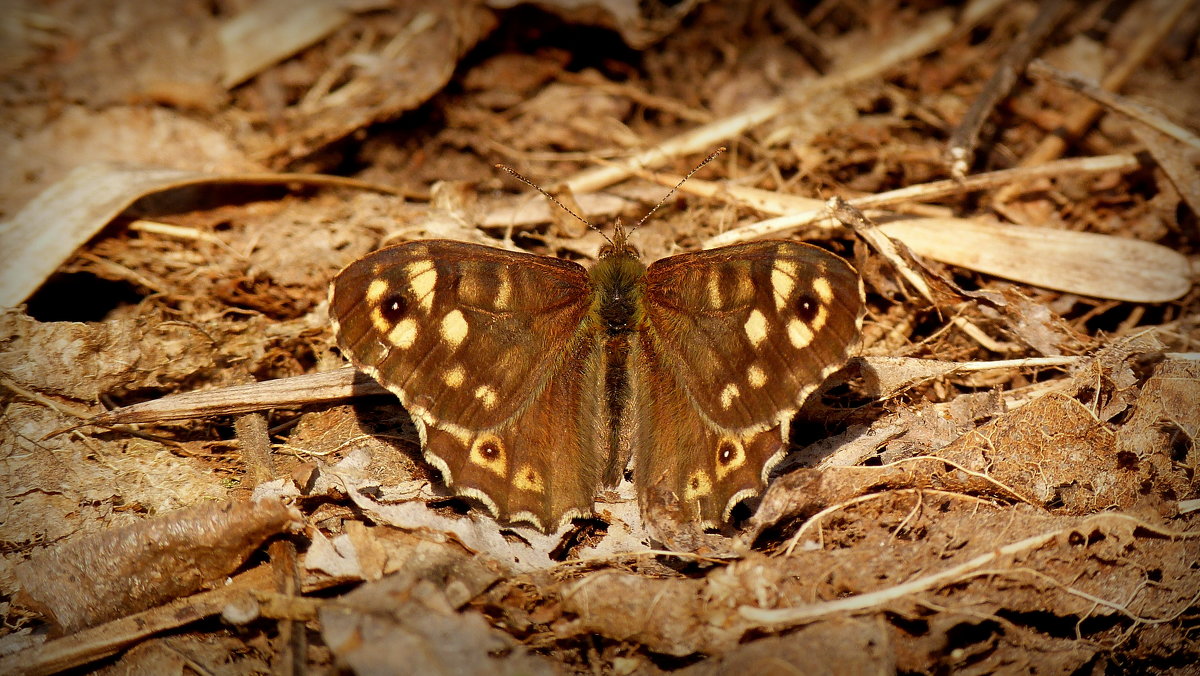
[
  {"x1": 330, "y1": 240, "x2": 611, "y2": 529},
  {"x1": 633, "y1": 240, "x2": 865, "y2": 524},
  {"x1": 419, "y1": 334, "x2": 609, "y2": 529}
]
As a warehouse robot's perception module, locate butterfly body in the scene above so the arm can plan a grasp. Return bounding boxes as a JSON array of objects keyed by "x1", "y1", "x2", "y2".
[{"x1": 330, "y1": 227, "x2": 863, "y2": 533}]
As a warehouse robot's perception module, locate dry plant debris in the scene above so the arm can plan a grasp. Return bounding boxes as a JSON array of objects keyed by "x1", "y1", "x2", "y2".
[{"x1": 0, "y1": 1, "x2": 1197, "y2": 674}]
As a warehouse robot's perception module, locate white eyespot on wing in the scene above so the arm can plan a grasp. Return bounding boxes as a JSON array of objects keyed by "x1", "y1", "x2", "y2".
[
  {"x1": 744, "y1": 309, "x2": 768, "y2": 347},
  {"x1": 771, "y1": 259, "x2": 797, "y2": 310},
  {"x1": 720, "y1": 383, "x2": 741, "y2": 409},
  {"x1": 469, "y1": 435, "x2": 507, "y2": 477},
  {"x1": 387, "y1": 317, "x2": 419, "y2": 348},
  {"x1": 747, "y1": 364, "x2": 767, "y2": 389},
  {"x1": 406, "y1": 260, "x2": 437, "y2": 312},
  {"x1": 440, "y1": 309, "x2": 469, "y2": 346},
  {"x1": 787, "y1": 318, "x2": 814, "y2": 348},
  {"x1": 443, "y1": 364, "x2": 465, "y2": 388},
  {"x1": 714, "y1": 437, "x2": 746, "y2": 480},
  {"x1": 473, "y1": 384, "x2": 498, "y2": 409}
]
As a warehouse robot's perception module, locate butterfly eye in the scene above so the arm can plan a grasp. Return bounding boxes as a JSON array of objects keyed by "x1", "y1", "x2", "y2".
[{"x1": 381, "y1": 294, "x2": 410, "y2": 321}]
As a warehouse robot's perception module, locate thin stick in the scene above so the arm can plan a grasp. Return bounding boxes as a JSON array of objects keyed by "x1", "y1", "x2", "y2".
[
  {"x1": 558, "y1": 7, "x2": 967, "y2": 196},
  {"x1": 702, "y1": 153, "x2": 1140, "y2": 247},
  {"x1": 945, "y1": 0, "x2": 1071, "y2": 178},
  {"x1": 826, "y1": 197, "x2": 937, "y2": 304},
  {"x1": 1027, "y1": 59, "x2": 1200, "y2": 151},
  {"x1": 1001, "y1": 0, "x2": 1192, "y2": 182}
]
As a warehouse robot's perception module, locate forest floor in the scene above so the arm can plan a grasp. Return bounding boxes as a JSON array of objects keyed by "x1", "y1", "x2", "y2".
[{"x1": 0, "y1": 1, "x2": 1198, "y2": 674}]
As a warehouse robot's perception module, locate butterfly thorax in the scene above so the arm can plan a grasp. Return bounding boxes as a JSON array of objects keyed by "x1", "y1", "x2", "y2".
[{"x1": 590, "y1": 247, "x2": 646, "y2": 334}]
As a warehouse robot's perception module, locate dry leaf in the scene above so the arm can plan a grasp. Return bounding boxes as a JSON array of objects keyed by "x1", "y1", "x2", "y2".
[
  {"x1": 878, "y1": 219, "x2": 1192, "y2": 302},
  {"x1": 13, "y1": 498, "x2": 302, "y2": 633}
]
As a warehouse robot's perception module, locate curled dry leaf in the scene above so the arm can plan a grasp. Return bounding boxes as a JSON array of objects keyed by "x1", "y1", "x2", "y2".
[
  {"x1": 246, "y1": 0, "x2": 499, "y2": 164},
  {"x1": 1, "y1": 309, "x2": 212, "y2": 401},
  {"x1": 13, "y1": 498, "x2": 303, "y2": 634},
  {"x1": 0, "y1": 164, "x2": 394, "y2": 308},
  {"x1": 1116, "y1": 356, "x2": 1200, "y2": 482}
]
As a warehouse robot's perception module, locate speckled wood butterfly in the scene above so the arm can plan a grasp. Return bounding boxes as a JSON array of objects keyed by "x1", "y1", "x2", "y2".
[{"x1": 329, "y1": 191, "x2": 864, "y2": 533}]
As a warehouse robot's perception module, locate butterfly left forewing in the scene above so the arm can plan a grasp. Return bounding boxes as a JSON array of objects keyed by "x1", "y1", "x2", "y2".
[
  {"x1": 633, "y1": 240, "x2": 864, "y2": 524},
  {"x1": 330, "y1": 240, "x2": 612, "y2": 530}
]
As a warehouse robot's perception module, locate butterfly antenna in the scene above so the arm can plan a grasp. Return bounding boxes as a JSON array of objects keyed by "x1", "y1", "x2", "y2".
[
  {"x1": 495, "y1": 164, "x2": 612, "y2": 245},
  {"x1": 631, "y1": 146, "x2": 726, "y2": 231}
]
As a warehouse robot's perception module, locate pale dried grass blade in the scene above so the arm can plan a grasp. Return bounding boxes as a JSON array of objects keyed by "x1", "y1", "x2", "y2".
[
  {"x1": 878, "y1": 219, "x2": 1192, "y2": 302},
  {"x1": 219, "y1": 0, "x2": 351, "y2": 89}
]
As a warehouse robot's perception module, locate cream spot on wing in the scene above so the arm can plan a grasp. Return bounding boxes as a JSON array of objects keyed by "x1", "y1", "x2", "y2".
[
  {"x1": 469, "y1": 435, "x2": 506, "y2": 477},
  {"x1": 406, "y1": 260, "x2": 437, "y2": 311},
  {"x1": 684, "y1": 469, "x2": 713, "y2": 501},
  {"x1": 514, "y1": 464, "x2": 543, "y2": 492},
  {"x1": 787, "y1": 318, "x2": 814, "y2": 348},
  {"x1": 813, "y1": 276, "x2": 834, "y2": 304},
  {"x1": 814, "y1": 304, "x2": 828, "y2": 331},
  {"x1": 720, "y1": 383, "x2": 741, "y2": 409},
  {"x1": 707, "y1": 275, "x2": 722, "y2": 308},
  {"x1": 744, "y1": 309, "x2": 768, "y2": 347},
  {"x1": 495, "y1": 270, "x2": 512, "y2": 309},
  {"x1": 366, "y1": 279, "x2": 390, "y2": 303},
  {"x1": 443, "y1": 365, "x2": 465, "y2": 388},
  {"x1": 747, "y1": 364, "x2": 767, "y2": 389},
  {"x1": 387, "y1": 317, "x2": 419, "y2": 348},
  {"x1": 474, "y1": 384, "x2": 498, "y2": 409},
  {"x1": 440, "y1": 309, "x2": 468, "y2": 346},
  {"x1": 772, "y1": 259, "x2": 797, "y2": 310},
  {"x1": 371, "y1": 308, "x2": 390, "y2": 333}
]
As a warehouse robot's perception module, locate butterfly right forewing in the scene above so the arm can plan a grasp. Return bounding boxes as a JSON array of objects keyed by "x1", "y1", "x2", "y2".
[{"x1": 632, "y1": 240, "x2": 864, "y2": 525}]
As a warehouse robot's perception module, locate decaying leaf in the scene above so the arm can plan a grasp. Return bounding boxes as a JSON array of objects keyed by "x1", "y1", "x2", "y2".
[
  {"x1": 320, "y1": 538, "x2": 553, "y2": 674},
  {"x1": 13, "y1": 498, "x2": 303, "y2": 633}
]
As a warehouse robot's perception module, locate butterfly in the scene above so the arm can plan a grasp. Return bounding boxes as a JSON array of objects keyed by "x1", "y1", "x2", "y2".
[{"x1": 329, "y1": 217, "x2": 864, "y2": 533}]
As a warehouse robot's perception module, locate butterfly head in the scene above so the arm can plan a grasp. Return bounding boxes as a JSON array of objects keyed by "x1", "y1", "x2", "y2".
[{"x1": 598, "y1": 220, "x2": 641, "y2": 260}]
